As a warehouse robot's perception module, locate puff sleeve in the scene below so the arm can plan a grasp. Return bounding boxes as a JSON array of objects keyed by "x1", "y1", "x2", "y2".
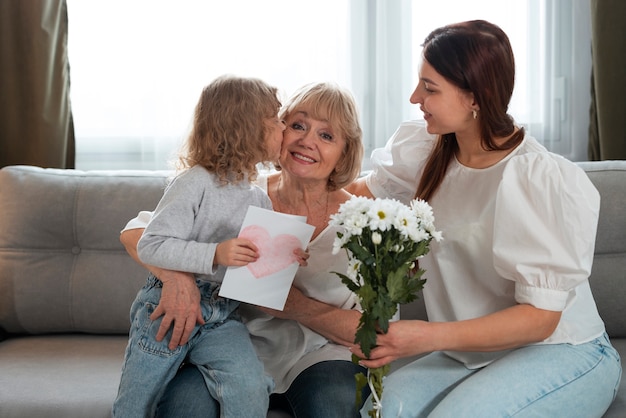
[
  {"x1": 365, "y1": 121, "x2": 436, "y2": 204},
  {"x1": 493, "y1": 153, "x2": 600, "y2": 311}
]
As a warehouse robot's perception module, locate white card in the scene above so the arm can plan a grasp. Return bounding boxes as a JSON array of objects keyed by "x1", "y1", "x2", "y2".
[{"x1": 218, "y1": 206, "x2": 315, "y2": 310}]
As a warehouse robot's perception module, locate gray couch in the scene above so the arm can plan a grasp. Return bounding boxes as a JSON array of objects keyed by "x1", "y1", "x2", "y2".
[{"x1": 0, "y1": 163, "x2": 623, "y2": 418}]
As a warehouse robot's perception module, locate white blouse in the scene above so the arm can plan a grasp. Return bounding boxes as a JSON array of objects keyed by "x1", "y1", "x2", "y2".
[
  {"x1": 366, "y1": 120, "x2": 606, "y2": 368},
  {"x1": 239, "y1": 176, "x2": 358, "y2": 393}
]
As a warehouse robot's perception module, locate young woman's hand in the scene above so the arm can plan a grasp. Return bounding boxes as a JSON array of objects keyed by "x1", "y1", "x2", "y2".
[{"x1": 350, "y1": 320, "x2": 433, "y2": 368}]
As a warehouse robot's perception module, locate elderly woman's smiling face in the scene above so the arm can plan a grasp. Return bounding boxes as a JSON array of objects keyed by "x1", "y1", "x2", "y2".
[{"x1": 279, "y1": 107, "x2": 346, "y2": 183}]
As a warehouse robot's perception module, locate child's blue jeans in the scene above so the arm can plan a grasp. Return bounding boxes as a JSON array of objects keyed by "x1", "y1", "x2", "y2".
[{"x1": 113, "y1": 275, "x2": 273, "y2": 418}]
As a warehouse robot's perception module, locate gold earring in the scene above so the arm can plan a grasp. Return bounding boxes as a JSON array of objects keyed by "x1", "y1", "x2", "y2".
[{"x1": 472, "y1": 109, "x2": 478, "y2": 119}]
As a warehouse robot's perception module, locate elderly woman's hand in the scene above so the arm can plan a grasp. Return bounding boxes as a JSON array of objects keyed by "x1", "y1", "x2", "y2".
[
  {"x1": 150, "y1": 270, "x2": 204, "y2": 350},
  {"x1": 294, "y1": 247, "x2": 310, "y2": 267},
  {"x1": 120, "y1": 228, "x2": 205, "y2": 350}
]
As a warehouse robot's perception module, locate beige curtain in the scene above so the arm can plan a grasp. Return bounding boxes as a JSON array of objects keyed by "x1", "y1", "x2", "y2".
[
  {"x1": 588, "y1": 0, "x2": 626, "y2": 160},
  {"x1": 0, "y1": 0, "x2": 74, "y2": 169}
]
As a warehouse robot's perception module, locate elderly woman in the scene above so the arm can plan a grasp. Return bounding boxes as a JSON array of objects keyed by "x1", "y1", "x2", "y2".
[{"x1": 119, "y1": 82, "x2": 367, "y2": 417}]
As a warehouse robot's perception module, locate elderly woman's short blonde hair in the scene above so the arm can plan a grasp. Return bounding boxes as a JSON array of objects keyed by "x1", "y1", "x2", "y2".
[{"x1": 279, "y1": 82, "x2": 363, "y2": 190}]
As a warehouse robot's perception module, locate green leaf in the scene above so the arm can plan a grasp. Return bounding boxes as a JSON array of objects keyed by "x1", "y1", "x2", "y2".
[
  {"x1": 356, "y1": 283, "x2": 377, "y2": 311},
  {"x1": 335, "y1": 271, "x2": 361, "y2": 293},
  {"x1": 389, "y1": 271, "x2": 427, "y2": 305},
  {"x1": 345, "y1": 240, "x2": 376, "y2": 266},
  {"x1": 387, "y1": 265, "x2": 412, "y2": 302},
  {"x1": 355, "y1": 312, "x2": 378, "y2": 357},
  {"x1": 371, "y1": 296, "x2": 397, "y2": 334}
]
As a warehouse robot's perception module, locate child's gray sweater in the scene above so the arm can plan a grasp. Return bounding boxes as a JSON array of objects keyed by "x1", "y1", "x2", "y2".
[{"x1": 137, "y1": 165, "x2": 272, "y2": 283}]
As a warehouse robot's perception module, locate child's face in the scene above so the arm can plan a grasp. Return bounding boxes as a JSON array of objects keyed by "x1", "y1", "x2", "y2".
[{"x1": 264, "y1": 115, "x2": 286, "y2": 160}]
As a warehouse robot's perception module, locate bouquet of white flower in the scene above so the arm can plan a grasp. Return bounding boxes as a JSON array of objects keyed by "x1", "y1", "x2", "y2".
[{"x1": 330, "y1": 195, "x2": 442, "y2": 418}]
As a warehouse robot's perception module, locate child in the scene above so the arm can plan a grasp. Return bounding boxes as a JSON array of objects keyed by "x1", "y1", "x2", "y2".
[{"x1": 112, "y1": 75, "x2": 286, "y2": 418}]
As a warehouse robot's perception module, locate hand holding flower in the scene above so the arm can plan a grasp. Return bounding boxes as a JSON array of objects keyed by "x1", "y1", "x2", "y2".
[{"x1": 351, "y1": 319, "x2": 433, "y2": 369}]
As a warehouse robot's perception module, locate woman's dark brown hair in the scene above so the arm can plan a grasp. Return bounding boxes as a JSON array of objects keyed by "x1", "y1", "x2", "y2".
[{"x1": 416, "y1": 20, "x2": 525, "y2": 201}]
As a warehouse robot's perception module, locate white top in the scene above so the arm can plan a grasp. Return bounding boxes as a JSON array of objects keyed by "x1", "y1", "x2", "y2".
[
  {"x1": 122, "y1": 175, "x2": 359, "y2": 392},
  {"x1": 366, "y1": 120, "x2": 606, "y2": 368}
]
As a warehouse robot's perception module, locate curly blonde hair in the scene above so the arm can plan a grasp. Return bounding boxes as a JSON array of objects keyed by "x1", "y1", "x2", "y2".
[
  {"x1": 278, "y1": 82, "x2": 363, "y2": 190},
  {"x1": 177, "y1": 75, "x2": 281, "y2": 184}
]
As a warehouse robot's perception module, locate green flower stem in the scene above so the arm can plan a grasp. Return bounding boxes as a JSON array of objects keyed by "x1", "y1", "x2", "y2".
[{"x1": 354, "y1": 364, "x2": 389, "y2": 418}]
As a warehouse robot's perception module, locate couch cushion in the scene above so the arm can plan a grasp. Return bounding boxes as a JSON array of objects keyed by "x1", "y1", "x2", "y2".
[
  {"x1": 0, "y1": 335, "x2": 127, "y2": 418},
  {"x1": 0, "y1": 166, "x2": 170, "y2": 335},
  {"x1": 578, "y1": 161, "x2": 626, "y2": 338}
]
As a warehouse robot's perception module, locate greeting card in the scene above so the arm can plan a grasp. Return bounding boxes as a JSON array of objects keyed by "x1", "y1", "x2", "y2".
[{"x1": 218, "y1": 205, "x2": 314, "y2": 310}]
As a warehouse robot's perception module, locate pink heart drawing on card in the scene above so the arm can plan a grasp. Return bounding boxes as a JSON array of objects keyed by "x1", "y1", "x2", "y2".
[{"x1": 239, "y1": 225, "x2": 301, "y2": 279}]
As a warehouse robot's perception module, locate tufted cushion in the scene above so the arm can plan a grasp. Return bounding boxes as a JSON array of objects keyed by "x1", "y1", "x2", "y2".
[
  {"x1": 578, "y1": 161, "x2": 626, "y2": 338},
  {"x1": 0, "y1": 166, "x2": 170, "y2": 335}
]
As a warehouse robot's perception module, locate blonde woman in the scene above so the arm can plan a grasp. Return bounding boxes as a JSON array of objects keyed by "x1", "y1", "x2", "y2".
[{"x1": 120, "y1": 82, "x2": 368, "y2": 417}]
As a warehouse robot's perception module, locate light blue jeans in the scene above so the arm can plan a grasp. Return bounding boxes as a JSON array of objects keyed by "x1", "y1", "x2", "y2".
[
  {"x1": 113, "y1": 275, "x2": 273, "y2": 418},
  {"x1": 361, "y1": 333, "x2": 621, "y2": 417}
]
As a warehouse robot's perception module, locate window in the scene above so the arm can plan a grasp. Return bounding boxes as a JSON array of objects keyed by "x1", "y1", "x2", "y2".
[
  {"x1": 68, "y1": 0, "x2": 591, "y2": 170},
  {"x1": 408, "y1": 0, "x2": 591, "y2": 162},
  {"x1": 68, "y1": 0, "x2": 351, "y2": 169}
]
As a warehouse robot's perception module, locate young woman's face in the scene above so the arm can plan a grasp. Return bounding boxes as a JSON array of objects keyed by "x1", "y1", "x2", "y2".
[
  {"x1": 410, "y1": 59, "x2": 476, "y2": 135},
  {"x1": 264, "y1": 115, "x2": 286, "y2": 160},
  {"x1": 279, "y1": 108, "x2": 346, "y2": 183}
]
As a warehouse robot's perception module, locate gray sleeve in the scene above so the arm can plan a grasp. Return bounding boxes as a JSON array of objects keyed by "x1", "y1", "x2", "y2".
[{"x1": 137, "y1": 170, "x2": 217, "y2": 275}]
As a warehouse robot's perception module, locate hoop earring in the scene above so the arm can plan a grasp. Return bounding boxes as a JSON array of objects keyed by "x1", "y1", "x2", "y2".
[{"x1": 472, "y1": 109, "x2": 478, "y2": 119}]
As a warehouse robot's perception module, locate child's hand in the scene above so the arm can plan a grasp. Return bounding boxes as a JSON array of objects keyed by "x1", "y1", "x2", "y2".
[
  {"x1": 294, "y1": 247, "x2": 309, "y2": 267},
  {"x1": 215, "y1": 238, "x2": 259, "y2": 267}
]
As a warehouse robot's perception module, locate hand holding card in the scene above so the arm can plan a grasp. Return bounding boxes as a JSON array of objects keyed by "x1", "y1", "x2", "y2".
[{"x1": 218, "y1": 206, "x2": 315, "y2": 310}]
